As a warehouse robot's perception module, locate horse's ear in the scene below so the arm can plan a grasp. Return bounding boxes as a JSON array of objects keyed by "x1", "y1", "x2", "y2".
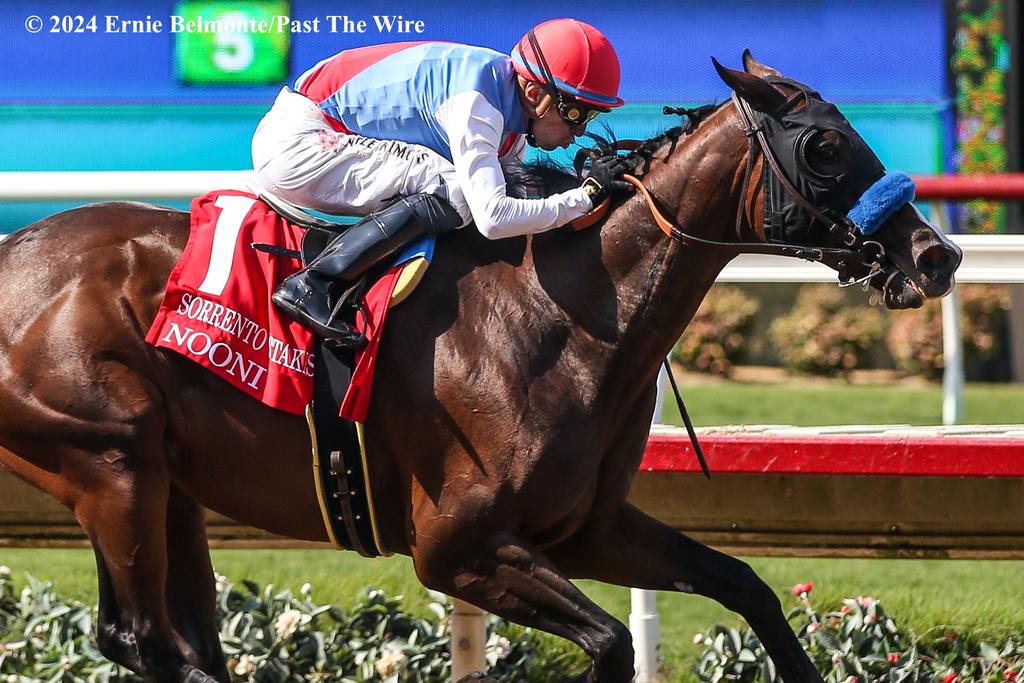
[
  {"x1": 742, "y1": 49, "x2": 783, "y2": 78},
  {"x1": 712, "y1": 57, "x2": 787, "y2": 113}
]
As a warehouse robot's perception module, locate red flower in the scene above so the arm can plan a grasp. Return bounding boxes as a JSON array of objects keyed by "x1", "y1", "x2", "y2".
[
  {"x1": 1005, "y1": 671, "x2": 1019, "y2": 682},
  {"x1": 791, "y1": 582, "x2": 814, "y2": 596},
  {"x1": 840, "y1": 605, "x2": 851, "y2": 615},
  {"x1": 888, "y1": 653, "x2": 900, "y2": 665},
  {"x1": 943, "y1": 672, "x2": 959, "y2": 683}
]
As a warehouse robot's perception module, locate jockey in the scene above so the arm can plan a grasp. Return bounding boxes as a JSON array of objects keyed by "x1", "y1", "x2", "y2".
[{"x1": 252, "y1": 18, "x2": 632, "y2": 344}]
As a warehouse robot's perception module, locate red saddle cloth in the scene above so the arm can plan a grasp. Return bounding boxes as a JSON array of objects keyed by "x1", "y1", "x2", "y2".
[{"x1": 145, "y1": 190, "x2": 397, "y2": 421}]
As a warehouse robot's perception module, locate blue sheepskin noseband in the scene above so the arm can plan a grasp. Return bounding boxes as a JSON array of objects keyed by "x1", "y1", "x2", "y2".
[{"x1": 847, "y1": 171, "x2": 916, "y2": 236}]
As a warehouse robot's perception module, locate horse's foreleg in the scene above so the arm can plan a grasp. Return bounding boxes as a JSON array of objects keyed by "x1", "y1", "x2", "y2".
[
  {"x1": 75, "y1": 456, "x2": 217, "y2": 683},
  {"x1": 414, "y1": 531, "x2": 635, "y2": 683},
  {"x1": 93, "y1": 548, "x2": 145, "y2": 674},
  {"x1": 165, "y1": 486, "x2": 229, "y2": 682},
  {"x1": 550, "y1": 503, "x2": 825, "y2": 683}
]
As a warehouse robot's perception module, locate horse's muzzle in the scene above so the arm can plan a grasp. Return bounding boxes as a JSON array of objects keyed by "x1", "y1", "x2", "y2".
[{"x1": 912, "y1": 235, "x2": 962, "y2": 299}]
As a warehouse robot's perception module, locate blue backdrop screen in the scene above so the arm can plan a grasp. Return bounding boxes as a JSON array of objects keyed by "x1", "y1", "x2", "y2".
[{"x1": 0, "y1": 0, "x2": 949, "y2": 229}]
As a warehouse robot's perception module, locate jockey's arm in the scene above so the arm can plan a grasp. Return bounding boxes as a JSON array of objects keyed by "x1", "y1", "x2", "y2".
[{"x1": 435, "y1": 91, "x2": 593, "y2": 239}]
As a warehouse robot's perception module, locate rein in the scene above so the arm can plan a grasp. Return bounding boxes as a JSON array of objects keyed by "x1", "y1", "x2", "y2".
[{"x1": 580, "y1": 95, "x2": 889, "y2": 280}]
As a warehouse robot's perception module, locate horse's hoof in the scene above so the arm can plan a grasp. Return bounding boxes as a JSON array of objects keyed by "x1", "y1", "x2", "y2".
[
  {"x1": 184, "y1": 667, "x2": 218, "y2": 683},
  {"x1": 455, "y1": 673, "x2": 499, "y2": 683}
]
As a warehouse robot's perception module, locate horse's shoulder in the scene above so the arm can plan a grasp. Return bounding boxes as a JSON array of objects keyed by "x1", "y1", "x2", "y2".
[
  {"x1": 36, "y1": 202, "x2": 189, "y2": 249},
  {"x1": 0, "y1": 203, "x2": 189, "y2": 294}
]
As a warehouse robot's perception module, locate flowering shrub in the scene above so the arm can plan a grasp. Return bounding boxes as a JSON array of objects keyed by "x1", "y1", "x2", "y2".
[
  {"x1": 0, "y1": 566, "x2": 580, "y2": 682},
  {"x1": 694, "y1": 581, "x2": 1024, "y2": 682},
  {"x1": 674, "y1": 286, "x2": 760, "y2": 377},
  {"x1": 886, "y1": 284, "x2": 1012, "y2": 381},
  {"x1": 768, "y1": 285, "x2": 886, "y2": 376}
]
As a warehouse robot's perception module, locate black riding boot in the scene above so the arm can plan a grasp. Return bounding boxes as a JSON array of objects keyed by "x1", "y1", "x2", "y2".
[{"x1": 272, "y1": 191, "x2": 463, "y2": 344}]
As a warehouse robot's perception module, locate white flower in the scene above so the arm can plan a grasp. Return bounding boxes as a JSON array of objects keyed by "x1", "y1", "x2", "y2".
[
  {"x1": 274, "y1": 609, "x2": 303, "y2": 639},
  {"x1": 214, "y1": 572, "x2": 229, "y2": 593},
  {"x1": 6, "y1": 674, "x2": 17, "y2": 683},
  {"x1": 832, "y1": 653, "x2": 843, "y2": 665},
  {"x1": 0, "y1": 565, "x2": 10, "y2": 578},
  {"x1": 233, "y1": 654, "x2": 256, "y2": 676},
  {"x1": 692, "y1": 632, "x2": 705, "y2": 645},
  {"x1": 492, "y1": 635, "x2": 512, "y2": 659},
  {"x1": 375, "y1": 645, "x2": 408, "y2": 677},
  {"x1": 61, "y1": 657, "x2": 71, "y2": 670},
  {"x1": 300, "y1": 582, "x2": 313, "y2": 597}
]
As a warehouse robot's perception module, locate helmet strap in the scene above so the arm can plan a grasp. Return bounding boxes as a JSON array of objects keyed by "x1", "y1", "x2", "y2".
[{"x1": 535, "y1": 93, "x2": 553, "y2": 119}]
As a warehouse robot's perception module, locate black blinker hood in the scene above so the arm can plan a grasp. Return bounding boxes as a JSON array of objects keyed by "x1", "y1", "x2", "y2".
[{"x1": 757, "y1": 77, "x2": 886, "y2": 245}]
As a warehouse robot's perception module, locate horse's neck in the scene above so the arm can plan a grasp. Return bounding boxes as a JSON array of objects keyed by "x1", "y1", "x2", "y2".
[
  {"x1": 430, "y1": 108, "x2": 747, "y2": 410},
  {"x1": 592, "y1": 106, "x2": 749, "y2": 386}
]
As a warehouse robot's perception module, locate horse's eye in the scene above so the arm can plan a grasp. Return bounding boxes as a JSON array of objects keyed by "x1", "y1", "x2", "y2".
[
  {"x1": 799, "y1": 129, "x2": 850, "y2": 181},
  {"x1": 817, "y1": 141, "x2": 837, "y2": 161}
]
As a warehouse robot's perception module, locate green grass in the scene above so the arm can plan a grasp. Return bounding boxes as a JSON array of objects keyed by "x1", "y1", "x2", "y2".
[
  {"x1": 2, "y1": 379, "x2": 1022, "y2": 680},
  {"x1": 2, "y1": 548, "x2": 1023, "y2": 681},
  {"x1": 663, "y1": 379, "x2": 1024, "y2": 427}
]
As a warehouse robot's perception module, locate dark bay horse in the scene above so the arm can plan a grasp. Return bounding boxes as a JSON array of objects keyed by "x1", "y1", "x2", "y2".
[{"x1": 0, "y1": 55, "x2": 959, "y2": 682}]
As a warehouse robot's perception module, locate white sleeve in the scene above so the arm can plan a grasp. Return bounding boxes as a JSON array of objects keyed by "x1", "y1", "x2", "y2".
[{"x1": 435, "y1": 91, "x2": 593, "y2": 239}]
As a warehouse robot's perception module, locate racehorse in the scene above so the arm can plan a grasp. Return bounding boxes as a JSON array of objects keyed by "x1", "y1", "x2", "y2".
[{"x1": 0, "y1": 55, "x2": 959, "y2": 682}]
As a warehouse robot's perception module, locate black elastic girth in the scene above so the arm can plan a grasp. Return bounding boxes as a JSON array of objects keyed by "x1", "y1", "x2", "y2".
[{"x1": 311, "y1": 341, "x2": 380, "y2": 557}]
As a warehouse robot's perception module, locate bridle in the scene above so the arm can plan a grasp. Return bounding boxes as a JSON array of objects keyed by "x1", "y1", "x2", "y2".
[{"x1": 596, "y1": 82, "x2": 894, "y2": 289}]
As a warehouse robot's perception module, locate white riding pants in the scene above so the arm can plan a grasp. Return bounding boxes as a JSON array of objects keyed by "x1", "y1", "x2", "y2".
[{"x1": 250, "y1": 88, "x2": 472, "y2": 225}]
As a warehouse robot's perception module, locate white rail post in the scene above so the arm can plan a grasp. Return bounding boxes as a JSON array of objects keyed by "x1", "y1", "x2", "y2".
[
  {"x1": 942, "y1": 287, "x2": 965, "y2": 425},
  {"x1": 930, "y1": 200, "x2": 965, "y2": 425},
  {"x1": 450, "y1": 598, "x2": 487, "y2": 681},
  {"x1": 630, "y1": 361, "x2": 668, "y2": 682}
]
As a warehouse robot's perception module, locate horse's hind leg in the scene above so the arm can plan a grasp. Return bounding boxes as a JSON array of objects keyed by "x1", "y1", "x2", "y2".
[
  {"x1": 550, "y1": 503, "x2": 826, "y2": 683},
  {"x1": 76, "y1": 455, "x2": 218, "y2": 683},
  {"x1": 414, "y1": 531, "x2": 635, "y2": 683},
  {"x1": 165, "y1": 486, "x2": 229, "y2": 682}
]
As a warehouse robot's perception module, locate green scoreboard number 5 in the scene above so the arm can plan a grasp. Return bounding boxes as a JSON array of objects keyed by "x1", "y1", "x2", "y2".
[{"x1": 174, "y1": 1, "x2": 290, "y2": 84}]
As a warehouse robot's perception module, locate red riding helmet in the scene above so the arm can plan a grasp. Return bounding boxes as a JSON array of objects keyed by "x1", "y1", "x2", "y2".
[{"x1": 511, "y1": 18, "x2": 624, "y2": 109}]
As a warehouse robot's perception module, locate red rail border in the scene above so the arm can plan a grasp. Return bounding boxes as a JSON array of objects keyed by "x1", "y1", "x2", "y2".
[
  {"x1": 912, "y1": 173, "x2": 1024, "y2": 200},
  {"x1": 640, "y1": 426, "x2": 1024, "y2": 477}
]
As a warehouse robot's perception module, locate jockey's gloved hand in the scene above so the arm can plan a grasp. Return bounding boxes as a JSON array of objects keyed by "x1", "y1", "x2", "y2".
[{"x1": 581, "y1": 155, "x2": 635, "y2": 205}]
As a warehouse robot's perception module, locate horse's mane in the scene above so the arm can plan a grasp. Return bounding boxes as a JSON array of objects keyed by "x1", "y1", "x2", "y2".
[{"x1": 505, "y1": 103, "x2": 722, "y2": 198}]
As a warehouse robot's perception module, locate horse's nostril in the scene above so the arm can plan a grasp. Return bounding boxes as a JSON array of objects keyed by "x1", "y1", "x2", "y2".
[{"x1": 917, "y1": 244, "x2": 957, "y2": 275}]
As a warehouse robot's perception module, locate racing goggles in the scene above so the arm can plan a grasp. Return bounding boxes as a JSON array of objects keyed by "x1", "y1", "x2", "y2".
[{"x1": 554, "y1": 95, "x2": 607, "y2": 126}]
